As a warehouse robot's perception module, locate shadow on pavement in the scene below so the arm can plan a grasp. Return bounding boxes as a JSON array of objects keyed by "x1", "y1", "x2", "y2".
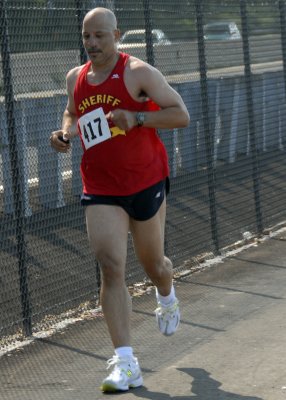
[{"x1": 129, "y1": 368, "x2": 263, "y2": 400}]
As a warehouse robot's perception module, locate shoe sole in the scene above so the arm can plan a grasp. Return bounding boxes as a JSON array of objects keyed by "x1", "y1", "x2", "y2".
[
  {"x1": 101, "y1": 376, "x2": 143, "y2": 392},
  {"x1": 156, "y1": 312, "x2": 180, "y2": 336}
]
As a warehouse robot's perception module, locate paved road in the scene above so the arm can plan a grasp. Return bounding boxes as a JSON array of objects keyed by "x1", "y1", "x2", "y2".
[
  {"x1": 1, "y1": 227, "x2": 286, "y2": 399},
  {"x1": 0, "y1": 34, "x2": 283, "y2": 93}
]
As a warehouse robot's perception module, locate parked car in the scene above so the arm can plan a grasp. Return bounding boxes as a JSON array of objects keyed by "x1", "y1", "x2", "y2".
[
  {"x1": 204, "y1": 22, "x2": 241, "y2": 41},
  {"x1": 119, "y1": 29, "x2": 171, "y2": 47}
]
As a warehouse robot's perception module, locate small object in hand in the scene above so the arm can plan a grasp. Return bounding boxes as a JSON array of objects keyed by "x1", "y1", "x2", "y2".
[{"x1": 58, "y1": 135, "x2": 70, "y2": 144}]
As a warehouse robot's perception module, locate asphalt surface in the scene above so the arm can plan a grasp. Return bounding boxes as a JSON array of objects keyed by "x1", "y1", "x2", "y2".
[{"x1": 1, "y1": 227, "x2": 286, "y2": 400}]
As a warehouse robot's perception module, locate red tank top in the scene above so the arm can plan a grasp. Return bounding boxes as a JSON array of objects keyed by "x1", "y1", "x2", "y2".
[{"x1": 73, "y1": 52, "x2": 169, "y2": 195}]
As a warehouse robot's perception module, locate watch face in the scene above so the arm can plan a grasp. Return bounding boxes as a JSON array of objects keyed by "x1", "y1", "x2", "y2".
[{"x1": 137, "y1": 112, "x2": 145, "y2": 126}]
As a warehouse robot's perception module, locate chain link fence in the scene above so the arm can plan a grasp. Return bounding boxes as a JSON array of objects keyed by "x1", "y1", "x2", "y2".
[{"x1": 1, "y1": 0, "x2": 286, "y2": 348}]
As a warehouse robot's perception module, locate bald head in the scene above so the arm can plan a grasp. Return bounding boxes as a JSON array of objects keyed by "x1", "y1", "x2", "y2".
[
  {"x1": 83, "y1": 7, "x2": 117, "y2": 32},
  {"x1": 82, "y1": 7, "x2": 120, "y2": 66}
]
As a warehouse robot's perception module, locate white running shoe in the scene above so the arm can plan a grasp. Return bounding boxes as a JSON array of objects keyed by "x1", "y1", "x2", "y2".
[
  {"x1": 101, "y1": 355, "x2": 143, "y2": 392},
  {"x1": 155, "y1": 299, "x2": 180, "y2": 336}
]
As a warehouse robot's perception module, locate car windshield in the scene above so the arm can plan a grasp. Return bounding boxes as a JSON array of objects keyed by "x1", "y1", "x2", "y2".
[
  {"x1": 205, "y1": 26, "x2": 230, "y2": 34},
  {"x1": 121, "y1": 31, "x2": 167, "y2": 44},
  {"x1": 121, "y1": 33, "x2": 145, "y2": 43}
]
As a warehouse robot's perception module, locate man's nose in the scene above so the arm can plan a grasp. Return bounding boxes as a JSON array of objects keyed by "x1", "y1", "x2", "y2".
[{"x1": 86, "y1": 36, "x2": 97, "y2": 47}]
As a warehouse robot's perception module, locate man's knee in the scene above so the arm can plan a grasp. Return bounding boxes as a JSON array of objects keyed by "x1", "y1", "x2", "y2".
[
  {"x1": 143, "y1": 256, "x2": 172, "y2": 278},
  {"x1": 96, "y1": 251, "x2": 125, "y2": 283}
]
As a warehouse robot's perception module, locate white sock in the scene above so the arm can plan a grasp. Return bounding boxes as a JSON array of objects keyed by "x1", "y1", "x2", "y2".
[
  {"x1": 115, "y1": 346, "x2": 133, "y2": 359},
  {"x1": 156, "y1": 285, "x2": 176, "y2": 306}
]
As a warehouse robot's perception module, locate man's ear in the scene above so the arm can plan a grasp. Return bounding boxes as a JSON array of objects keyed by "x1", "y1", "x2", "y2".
[{"x1": 114, "y1": 29, "x2": 121, "y2": 43}]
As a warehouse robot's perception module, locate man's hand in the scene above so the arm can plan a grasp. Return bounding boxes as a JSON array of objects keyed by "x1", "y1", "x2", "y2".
[
  {"x1": 50, "y1": 130, "x2": 71, "y2": 153},
  {"x1": 106, "y1": 109, "x2": 137, "y2": 131}
]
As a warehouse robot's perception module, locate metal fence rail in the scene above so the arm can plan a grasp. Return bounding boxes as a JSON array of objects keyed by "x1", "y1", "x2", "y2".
[{"x1": 1, "y1": 0, "x2": 286, "y2": 346}]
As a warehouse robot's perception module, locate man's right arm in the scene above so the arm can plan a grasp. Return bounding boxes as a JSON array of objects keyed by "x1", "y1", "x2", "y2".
[{"x1": 50, "y1": 67, "x2": 80, "y2": 153}]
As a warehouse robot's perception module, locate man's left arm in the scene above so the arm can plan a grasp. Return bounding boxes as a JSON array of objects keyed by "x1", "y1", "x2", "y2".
[
  {"x1": 107, "y1": 64, "x2": 190, "y2": 131},
  {"x1": 137, "y1": 66, "x2": 190, "y2": 129}
]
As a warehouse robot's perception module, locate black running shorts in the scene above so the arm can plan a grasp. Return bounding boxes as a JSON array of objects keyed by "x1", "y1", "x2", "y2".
[{"x1": 80, "y1": 178, "x2": 170, "y2": 221}]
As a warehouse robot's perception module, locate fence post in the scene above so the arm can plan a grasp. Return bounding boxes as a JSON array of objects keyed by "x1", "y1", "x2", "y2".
[
  {"x1": 195, "y1": 0, "x2": 220, "y2": 255},
  {"x1": 75, "y1": 0, "x2": 88, "y2": 65},
  {"x1": 0, "y1": 0, "x2": 32, "y2": 336},
  {"x1": 75, "y1": 0, "x2": 102, "y2": 294},
  {"x1": 279, "y1": 0, "x2": 286, "y2": 98},
  {"x1": 143, "y1": 0, "x2": 155, "y2": 67},
  {"x1": 240, "y1": 0, "x2": 263, "y2": 235}
]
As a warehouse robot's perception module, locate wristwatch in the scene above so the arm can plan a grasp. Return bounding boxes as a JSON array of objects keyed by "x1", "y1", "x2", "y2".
[{"x1": 136, "y1": 112, "x2": 146, "y2": 127}]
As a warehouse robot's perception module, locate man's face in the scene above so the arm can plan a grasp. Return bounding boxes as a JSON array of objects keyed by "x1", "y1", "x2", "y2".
[{"x1": 82, "y1": 16, "x2": 119, "y2": 65}]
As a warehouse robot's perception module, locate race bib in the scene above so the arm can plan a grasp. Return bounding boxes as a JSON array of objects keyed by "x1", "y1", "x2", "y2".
[{"x1": 78, "y1": 107, "x2": 111, "y2": 150}]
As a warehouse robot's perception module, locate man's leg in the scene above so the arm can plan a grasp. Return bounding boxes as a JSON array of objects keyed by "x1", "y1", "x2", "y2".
[
  {"x1": 129, "y1": 198, "x2": 173, "y2": 295},
  {"x1": 85, "y1": 204, "x2": 143, "y2": 392},
  {"x1": 85, "y1": 204, "x2": 131, "y2": 348},
  {"x1": 130, "y1": 198, "x2": 179, "y2": 336}
]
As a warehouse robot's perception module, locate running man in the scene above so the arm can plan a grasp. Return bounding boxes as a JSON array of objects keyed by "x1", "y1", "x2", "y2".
[{"x1": 50, "y1": 7, "x2": 190, "y2": 393}]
